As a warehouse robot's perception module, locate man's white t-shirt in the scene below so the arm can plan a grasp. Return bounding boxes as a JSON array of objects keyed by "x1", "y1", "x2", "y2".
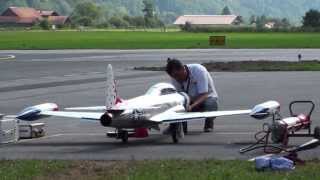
[{"x1": 171, "y1": 64, "x2": 218, "y2": 101}]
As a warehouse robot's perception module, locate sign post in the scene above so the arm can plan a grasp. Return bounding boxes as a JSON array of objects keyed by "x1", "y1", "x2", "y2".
[{"x1": 209, "y1": 36, "x2": 226, "y2": 46}]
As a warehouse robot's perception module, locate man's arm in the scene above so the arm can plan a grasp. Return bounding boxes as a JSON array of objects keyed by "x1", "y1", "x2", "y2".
[
  {"x1": 188, "y1": 92, "x2": 209, "y2": 111},
  {"x1": 188, "y1": 65, "x2": 210, "y2": 111}
]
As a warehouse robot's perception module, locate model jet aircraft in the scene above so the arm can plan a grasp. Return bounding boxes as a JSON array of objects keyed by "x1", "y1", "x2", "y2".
[{"x1": 15, "y1": 64, "x2": 281, "y2": 143}]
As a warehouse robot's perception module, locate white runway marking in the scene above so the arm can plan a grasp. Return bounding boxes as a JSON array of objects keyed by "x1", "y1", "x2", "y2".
[
  {"x1": 18, "y1": 133, "x2": 106, "y2": 143},
  {"x1": 0, "y1": 55, "x2": 15, "y2": 60},
  {"x1": 22, "y1": 55, "x2": 118, "y2": 62},
  {"x1": 63, "y1": 74, "x2": 78, "y2": 77}
]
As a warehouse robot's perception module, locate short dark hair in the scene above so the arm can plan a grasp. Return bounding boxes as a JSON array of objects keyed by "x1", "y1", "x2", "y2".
[{"x1": 166, "y1": 58, "x2": 184, "y2": 76}]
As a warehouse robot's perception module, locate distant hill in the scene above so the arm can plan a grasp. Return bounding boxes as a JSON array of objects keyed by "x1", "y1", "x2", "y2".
[{"x1": 1, "y1": 0, "x2": 320, "y2": 24}]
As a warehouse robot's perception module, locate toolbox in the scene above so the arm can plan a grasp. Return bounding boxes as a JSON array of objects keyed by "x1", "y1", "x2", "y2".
[{"x1": 19, "y1": 123, "x2": 45, "y2": 139}]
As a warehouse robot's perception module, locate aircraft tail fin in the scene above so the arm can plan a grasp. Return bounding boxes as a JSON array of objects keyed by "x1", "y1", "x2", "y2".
[{"x1": 105, "y1": 64, "x2": 121, "y2": 110}]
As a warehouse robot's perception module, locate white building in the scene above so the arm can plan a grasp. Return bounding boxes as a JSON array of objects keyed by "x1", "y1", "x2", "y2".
[{"x1": 174, "y1": 15, "x2": 240, "y2": 26}]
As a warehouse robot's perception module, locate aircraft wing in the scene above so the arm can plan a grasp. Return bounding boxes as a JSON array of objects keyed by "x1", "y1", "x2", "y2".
[
  {"x1": 40, "y1": 111, "x2": 103, "y2": 121},
  {"x1": 65, "y1": 105, "x2": 161, "y2": 111},
  {"x1": 65, "y1": 106, "x2": 106, "y2": 111},
  {"x1": 150, "y1": 109, "x2": 252, "y2": 123}
]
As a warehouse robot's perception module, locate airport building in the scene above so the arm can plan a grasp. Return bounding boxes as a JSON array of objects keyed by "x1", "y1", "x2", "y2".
[{"x1": 0, "y1": 6, "x2": 70, "y2": 27}]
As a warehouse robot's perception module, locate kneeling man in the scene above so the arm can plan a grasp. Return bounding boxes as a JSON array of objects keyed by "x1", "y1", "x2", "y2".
[{"x1": 166, "y1": 58, "x2": 218, "y2": 132}]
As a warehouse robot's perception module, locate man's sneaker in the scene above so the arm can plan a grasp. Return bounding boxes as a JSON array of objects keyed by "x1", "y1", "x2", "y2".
[{"x1": 204, "y1": 128, "x2": 213, "y2": 133}]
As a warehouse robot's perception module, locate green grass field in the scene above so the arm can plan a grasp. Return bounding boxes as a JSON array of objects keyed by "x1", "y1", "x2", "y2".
[
  {"x1": 0, "y1": 160, "x2": 320, "y2": 180},
  {"x1": 135, "y1": 60, "x2": 320, "y2": 72},
  {"x1": 0, "y1": 31, "x2": 320, "y2": 49}
]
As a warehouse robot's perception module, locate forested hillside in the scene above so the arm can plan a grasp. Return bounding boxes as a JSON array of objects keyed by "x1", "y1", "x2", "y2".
[{"x1": 1, "y1": 0, "x2": 319, "y2": 24}]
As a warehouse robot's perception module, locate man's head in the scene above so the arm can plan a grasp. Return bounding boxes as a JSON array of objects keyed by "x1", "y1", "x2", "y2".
[{"x1": 166, "y1": 58, "x2": 187, "y2": 82}]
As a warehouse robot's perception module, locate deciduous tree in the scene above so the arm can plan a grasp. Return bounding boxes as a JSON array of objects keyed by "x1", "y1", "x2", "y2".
[{"x1": 303, "y1": 9, "x2": 320, "y2": 28}]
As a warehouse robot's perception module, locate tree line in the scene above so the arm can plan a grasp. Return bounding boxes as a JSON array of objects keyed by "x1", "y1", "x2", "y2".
[
  {"x1": 69, "y1": 0, "x2": 163, "y2": 28},
  {"x1": 35, "y1": 1, "x2": 320, "y2": 31}
]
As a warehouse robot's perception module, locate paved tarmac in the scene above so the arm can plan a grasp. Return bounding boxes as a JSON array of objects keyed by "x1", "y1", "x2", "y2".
[{"x1": 0, "y1": 49, "x2": 320, "y2": 160}]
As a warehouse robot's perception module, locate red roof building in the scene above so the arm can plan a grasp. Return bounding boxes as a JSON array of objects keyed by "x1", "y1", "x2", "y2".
[{"x1": 0, "y1": 6, "x2": 70, "y2": 26}]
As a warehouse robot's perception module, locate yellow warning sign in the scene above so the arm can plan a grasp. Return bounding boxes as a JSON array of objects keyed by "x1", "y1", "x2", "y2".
[{"x1": 209, "y1": 36, "x2": 226, "y2": 46}]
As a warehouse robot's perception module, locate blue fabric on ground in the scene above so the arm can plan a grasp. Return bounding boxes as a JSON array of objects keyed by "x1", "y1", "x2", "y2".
[
  {"x1": 255, "y1": 156, "x2": 295, "y2": 171},
  {"x1": 270, "y1": 157, "x2": 295, "y2": 171},
  {"x1": 255, "y1": 156, "x2": 271, "y2": 170}
]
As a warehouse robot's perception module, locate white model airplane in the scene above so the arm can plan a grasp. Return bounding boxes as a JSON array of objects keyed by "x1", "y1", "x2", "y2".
[{"x1": 16, "y1": 64, "x2": 281, "y2": 143}]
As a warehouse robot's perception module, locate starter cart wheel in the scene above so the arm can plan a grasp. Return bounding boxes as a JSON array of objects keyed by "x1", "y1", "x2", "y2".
[{"x1": 314, "y1": 126, "x2": 320, "y2": 139}]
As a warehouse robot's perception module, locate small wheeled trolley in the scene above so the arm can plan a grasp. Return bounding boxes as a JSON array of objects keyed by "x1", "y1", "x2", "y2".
[{"x1": 240, "y1": 100, "x2": 320, "y2": 154}]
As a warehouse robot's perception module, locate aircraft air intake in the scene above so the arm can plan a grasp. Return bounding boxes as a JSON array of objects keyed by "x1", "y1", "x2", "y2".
[{"x1": 100, "y1": 112, "x2": 113, "y2": 127}]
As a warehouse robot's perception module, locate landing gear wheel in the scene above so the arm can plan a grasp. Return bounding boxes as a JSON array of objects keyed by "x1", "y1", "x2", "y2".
[
  {"x1": 183, "y1": 122, "x2": 188, "y2": 134},
  {"x1": 314, "y1": 126, "x2": 320, "y2": 139},
  {"x1": 170, "y1": 124, "x2": 178, "y2": 143},
  {"x1": 170, "y1": 123, "x2": 184, "y2": 143},
  {"x1": 118, "y1": 130, "x2": 129, "y2": 143}
]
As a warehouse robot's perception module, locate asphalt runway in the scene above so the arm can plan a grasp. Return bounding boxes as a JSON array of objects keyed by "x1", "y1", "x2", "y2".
[{"x1": 0, "y1": 49, "x2": 320, "y2": 160}]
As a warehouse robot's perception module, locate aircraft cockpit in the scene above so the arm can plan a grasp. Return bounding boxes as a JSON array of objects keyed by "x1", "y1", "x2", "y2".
[{"x1": 145, "y1": 83, "x2": 177, "y2": 96}]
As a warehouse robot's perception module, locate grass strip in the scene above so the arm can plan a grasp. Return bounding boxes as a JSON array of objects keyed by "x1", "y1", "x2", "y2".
[
  {"x1": 134, "y1": 60, "x2": 320, "y2": 72},
  {"x1": 1, "y1": 31, "x2": 320, "y2": 49},
  {"x1": 0, "y1": 160, "x2": 320, "y2": 180}
]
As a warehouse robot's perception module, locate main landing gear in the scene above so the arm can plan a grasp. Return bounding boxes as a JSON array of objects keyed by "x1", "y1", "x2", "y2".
[
  {"x1": 107, "y1": 129, "x2": 129, "y2": 143},
  {"x1": 107, "y1": 128, "x2": 149, "y2": 143},
  {"x1": 170, "y1": 122, "x2": 187, "y2": 143}
]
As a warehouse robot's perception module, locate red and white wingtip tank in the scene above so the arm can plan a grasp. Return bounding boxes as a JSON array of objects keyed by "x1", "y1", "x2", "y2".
[
  {"x1": 250, "y1": 101, "x2": 281, "y2": 119},
  {"x1": 16, "y1": 103, "x2": 59, "y2": 121}
]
